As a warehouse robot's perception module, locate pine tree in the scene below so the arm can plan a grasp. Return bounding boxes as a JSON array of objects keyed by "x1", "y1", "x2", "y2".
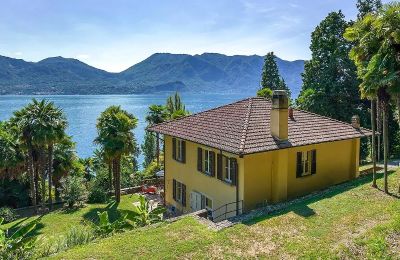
[{"x1": 259, "y1": 52, "x2": 290, "y2": 98}]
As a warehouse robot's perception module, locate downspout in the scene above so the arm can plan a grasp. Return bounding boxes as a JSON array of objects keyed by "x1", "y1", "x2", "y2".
[{"x1": 237, "y1": 153, "x2": 243, "y2": 215}]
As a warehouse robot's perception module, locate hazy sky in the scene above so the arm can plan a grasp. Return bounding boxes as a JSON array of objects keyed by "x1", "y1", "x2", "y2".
[{"x1": 0, "y1": 0, "x2": 391, "y2": 72}]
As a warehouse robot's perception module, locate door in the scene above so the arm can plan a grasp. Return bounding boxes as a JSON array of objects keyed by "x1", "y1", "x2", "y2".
[{"x1": 190, "y1": 191, "x2": 202, "y2": 211}]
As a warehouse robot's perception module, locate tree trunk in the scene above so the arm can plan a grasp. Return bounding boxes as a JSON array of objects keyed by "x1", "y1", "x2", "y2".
[
  {"x1": 396, "y1": 94, "x2": 400, "y2": 194},
  {"x1": 40, "y1": 148, "x2": 46, "y2": 209},
  {"x1": 48, "y1": 144, "x2": 54, "y2": 209},
  {"x1": 383, "y1": 101, "x2": 389, "y2": 194},
  {"x1": 35, "y1": 162, "x2": 40, "y2": 204},
  {"x1": 108, "y1": 162, "x2": 113, "y2": 191},
  {"x1": 377, "y1": 97, "x2": 382, "y2": 162},
  {"x1": 371, "y1": 99, "x2": 377, "y2": 188},
  {"x1": 114, "y1": 157, "x2": 121, "y2": 203},
  {"x1": 156, "y1": 133, "x2": 160, "y2": 166},
  {"x1": 27, "y1": 147, "x2": 37, "y2": 213}
]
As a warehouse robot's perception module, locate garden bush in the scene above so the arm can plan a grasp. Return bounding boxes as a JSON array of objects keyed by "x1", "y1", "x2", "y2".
[
  {"x1": 0, "y1": 206, "x2": 18, "y2": 223},
  {"x1": 59, "y1": 175, "x2": 88, "y2": 208}
]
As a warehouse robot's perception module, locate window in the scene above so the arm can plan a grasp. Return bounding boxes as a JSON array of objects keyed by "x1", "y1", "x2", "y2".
[
  {"x1": 217, "y1": 154, "x2": 237, "y2": 185},
  {"x1": 224, "y1": 156, "x2": 234, "y2": 183},
  {"x1": 296, "y1": 149, "x2": 316, "y2": 177},
  {"x1": 197, "y1": 147, "x2": 215, "y2": 176},
  {"x1": 204, "y1": 150, "x2": 212, "y2": 175},
  {"x1": 172, "y1": 138, "x2": 185, "y2": 163},
  {"x1": 201, "y1": 194, "x2": 213, "y2": 210},
  {"x1": 173, "y1": 179, "x2": 186, "y2": 206}
]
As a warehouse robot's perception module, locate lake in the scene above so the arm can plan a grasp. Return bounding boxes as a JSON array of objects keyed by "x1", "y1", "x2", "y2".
[{"x1": 0, "y1": 93, "x2": 251, "y2": 166}]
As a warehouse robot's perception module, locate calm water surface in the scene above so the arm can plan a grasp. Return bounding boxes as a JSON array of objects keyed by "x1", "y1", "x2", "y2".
[{"x1": 0, "y1": 93, "x2": 250, "y2": 165}]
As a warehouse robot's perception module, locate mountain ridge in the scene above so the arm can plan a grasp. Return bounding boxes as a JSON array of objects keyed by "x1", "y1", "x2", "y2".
[{"x1": 0, "y1": 53, "x2": 305, "y2": 96}]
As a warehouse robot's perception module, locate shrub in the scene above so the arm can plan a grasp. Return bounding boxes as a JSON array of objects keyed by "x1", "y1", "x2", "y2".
[
  {"x1": 142, "y1": 161, "x2": 162, "y2": 178},
  {"x1": 257, "y1": 87, "x2": 273, "y2": 99},
  {"x1": 59, "y1": 175, "x2": 88, "y2": 208},
  {"x1": 94, "y1": 211, "x2": 128, "y2": 237},
  {"x1": 127, "y1": 195, "x2": 165, "y2": 226},
  {"x1": 88, "y1": 183, "x2": 108, "y2": 204},
  {"x1": 0, "y1": 207, "x2": 18, "y2": 223},
  {"x1": 0, "y1": 217, "x2": 38, "y2": 260}
]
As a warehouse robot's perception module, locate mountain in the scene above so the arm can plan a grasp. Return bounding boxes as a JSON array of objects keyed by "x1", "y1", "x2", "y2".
[{"x1": 0, "y1": 53, "x2": 305, "y2": 96}]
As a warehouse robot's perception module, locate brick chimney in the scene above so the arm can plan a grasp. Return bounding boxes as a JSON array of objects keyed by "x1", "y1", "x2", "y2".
[
  {"x1": 271, "y1": 90, "x2": 288, "y2": 141},
  {"x1": 351, "y1": 115, "x2": 360, "y2": 129}
]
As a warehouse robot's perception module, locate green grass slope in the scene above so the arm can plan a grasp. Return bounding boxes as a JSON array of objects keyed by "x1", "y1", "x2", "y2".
[{"x1": 52, "y1": 171, "x2": 400, "y2": 259}]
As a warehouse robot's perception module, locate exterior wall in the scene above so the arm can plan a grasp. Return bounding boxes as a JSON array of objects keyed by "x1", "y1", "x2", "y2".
[
  {"x1": 164, "y1": 135, "x2": 242, "y2": 217},
  {"x1": 242, "y1": 138, "x2": 360, "y2": 210},
  {"x1": 164, "y1": 133, "x2": 360, "y2": 215}
]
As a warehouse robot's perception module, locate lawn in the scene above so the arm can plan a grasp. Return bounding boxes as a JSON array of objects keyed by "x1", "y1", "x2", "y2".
[
  {"x1": 51, "y1": 170, "x2": 400, "y2": 259},
  {"x1": 3, "y1": 194, "x2": 140, "y2": 240}
]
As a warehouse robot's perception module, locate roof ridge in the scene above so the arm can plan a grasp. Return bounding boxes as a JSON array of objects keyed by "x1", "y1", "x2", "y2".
[
  {"x1": 293, "y1": 107, "x2": 370, "y2": 132},
  {"x1": 147, "y1": 97, "x2": 255, "y2": 130},
  {"x1": 239, "y1": 98, "x2": 253, "y2": 155}
]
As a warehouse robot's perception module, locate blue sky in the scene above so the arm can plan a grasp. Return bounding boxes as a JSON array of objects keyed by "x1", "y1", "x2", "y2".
[{"x1": 0, "y1": 0, "x2": 391, "y2": 72}]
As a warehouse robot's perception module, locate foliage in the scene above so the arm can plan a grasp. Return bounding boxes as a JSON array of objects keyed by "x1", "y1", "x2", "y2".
[
  {"x1": 141, "y1": 131, "x2": 156, "y2": 168},
  {"x1": 357, "y1": 0, "x2": 382, "y2": 19},
  {"x1": 260, "y1": 52, "x2": 289, "y2": 93},
  {"x1": 297, "y1": 11, "x2": 366, "y2": 122},
  {"x1": 145, "y1": 104, "x2": 169, "y2": 125},
  {"x1": 165, "y1": 92, "x2": 189, "y2": 117},
  {"x1": 59, "y1": 175, "x2": 88, "y2": 208},
  {"x1": 95, "y1": 105, "x2": 139, "y2": 202},
  {"x1": 256, "y1": 87, "x2": 273, "y2": 99},
  {"x1": 0, "y1": 121, "x2": 24, "y2": 170},
  {"x1": 94, "y1": 211, "x2": 128, "y2": 237},
  {"x1": 0, "y1": 217, "x2": 38, "y2": 260},
  {"x1": 0, "y1": 207, "x2": 18, "y2": 223},
  {"x1": 0, "y1": 178, "x2": 30, "y2": 208},
  {"x1": 37, "y1": 225, "x2": 95, "y2": 257},
  {"x1": 88, "y1": 182, "x2": 109, "y2": 204},
  {"x1": 141, "y1": 160, "x2": 163, "y2": 178},
  {"x1": 127, "y1": 195, "x2": 165, "y2": 226}
]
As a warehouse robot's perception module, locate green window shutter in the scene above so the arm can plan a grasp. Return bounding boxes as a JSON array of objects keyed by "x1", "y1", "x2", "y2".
[
  {"x1": 172, "y1": 138, "x2": 177, "y2": 160},
  {"x1": 197, "y1": 147, "x2": 203, "y2": 172},
  {"x1": 217, "y1": 153, "x2": 223, "y2": 180},
  {"x1": 296, "y1": 152, "x2": 303, "y2": 177},
  {"x1": 311, "y1": 149, "x2": 317, "y2": 174},
  {"x1": 210, "y1": 151, "x2": 216, "y2": 177},
  {"x1": 173, "y1": 179, "x2": 176, "y2": 201},
  {"x1": 181, "y1": 141, "x2": 186, "y2": 163},
  {"x1": 231, "y1": 158, "x2": 238, "y2": 186},
  {"x1": 182, "y1": 184, "x2": 186, "y2": 207}
]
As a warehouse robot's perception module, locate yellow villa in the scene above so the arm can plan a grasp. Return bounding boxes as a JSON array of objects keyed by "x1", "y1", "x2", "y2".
[{"x1": 149, "y1": 91, "x2": 371, "y2": 221}]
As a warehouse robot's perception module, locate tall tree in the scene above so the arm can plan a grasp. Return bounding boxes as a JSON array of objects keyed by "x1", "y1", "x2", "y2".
[
  {"x1": 145, "y1": 105, "x2": 168, "y2": 166},
  {"x1": 297, "y1": 11, "x2": 363, "y2": 122},
  {"x1": 345, "y1": 3, "x2": 400, "y2": 193},
  {"x1": 357, "y1": 0, "x2": 382, "y2": 19},
  {"x1": 95, "y1": 106, "x2": 138, "y2": 202},
  {"x1": 259, "y1": 52, "x2": 290, "y2": 98},
  {"x1": 141, "y1": 131, "x2": 156, "y2": 168}
]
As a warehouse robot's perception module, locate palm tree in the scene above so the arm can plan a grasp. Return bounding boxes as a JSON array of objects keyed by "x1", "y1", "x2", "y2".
[
  {"x1": 11, "y1": 99, "x2": 67, "y2": 210},
  {"x1": 145, "y1": 105, "x2": 168, "y2": 166},
  {"x1": 95, "y1": 106, "x2": 138, "y2": 202},
  {"x1": 345, "y1": 3, "x2": 400, "y2": 193},
  {"x1": 0, "y1": 121, "x2": 24, "y2": 178}
]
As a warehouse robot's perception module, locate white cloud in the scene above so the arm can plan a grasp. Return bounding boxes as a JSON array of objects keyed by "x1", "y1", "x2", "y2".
[{"x1": 14, "y1": 51, "x2": 23, "y2": 56}]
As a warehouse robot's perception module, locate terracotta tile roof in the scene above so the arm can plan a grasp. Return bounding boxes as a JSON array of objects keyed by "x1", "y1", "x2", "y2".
[{"x1": 148, "y1": 97, "x2": 372, "y2": 155}]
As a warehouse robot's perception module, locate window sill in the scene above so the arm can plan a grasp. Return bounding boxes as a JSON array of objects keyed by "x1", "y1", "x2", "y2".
[
  {"x1": 296, "y1": 172, "x2": 316, "y2": 178},
  {"x1": 173, "y1": 159, "x2": 185, "y2": 164}
]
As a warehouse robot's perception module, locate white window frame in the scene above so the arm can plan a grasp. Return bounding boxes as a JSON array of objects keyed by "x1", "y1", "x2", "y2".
[
  {"x1": 204, "y1": 150, "x2": 212, "y2": 175},
  {"x1": 224, "y1": 156, "x2": 233, "y2": 183},
  {"x1": 200, "y1": 193, "x2": 213, "y2": 211}
]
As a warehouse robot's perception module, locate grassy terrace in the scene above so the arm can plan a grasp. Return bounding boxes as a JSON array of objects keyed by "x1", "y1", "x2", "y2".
[
  {"x1": 49, "y1": 170, "x2": 400, "y2": 259},
  {"x1": 3, "y1": 194, "x2": 140, "y2": 240}
]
